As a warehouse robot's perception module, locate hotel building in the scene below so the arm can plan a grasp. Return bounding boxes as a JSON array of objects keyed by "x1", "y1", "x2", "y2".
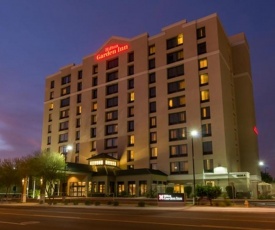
[{"x1": 41, "y1": 13, "x2": 260, "y2": 198}]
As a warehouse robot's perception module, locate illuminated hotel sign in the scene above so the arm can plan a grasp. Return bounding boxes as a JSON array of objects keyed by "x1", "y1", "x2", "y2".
[
  {"x1": 96, "y1": 44, "x2": 129, "y2": 61},
  {"x1": 158, "y1": 193, "x2": 184, "y2": 202}
]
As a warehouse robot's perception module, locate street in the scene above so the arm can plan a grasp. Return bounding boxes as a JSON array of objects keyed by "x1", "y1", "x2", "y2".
[{"x1": 0, "y1": 205, "x2": 275, "y2": 230}]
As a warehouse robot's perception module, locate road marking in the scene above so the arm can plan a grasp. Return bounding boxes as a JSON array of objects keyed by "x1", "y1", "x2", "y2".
[{"x1": 0, "y1": 220, "x2": 40, "y2": 225}]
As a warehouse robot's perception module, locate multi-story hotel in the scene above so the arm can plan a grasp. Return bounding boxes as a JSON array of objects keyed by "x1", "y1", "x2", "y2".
[{"x1": 41, "y1": 13, "x2": 260, "y2": 198}]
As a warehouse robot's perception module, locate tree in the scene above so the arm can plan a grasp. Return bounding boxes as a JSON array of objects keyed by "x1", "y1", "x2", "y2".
[
  {"x1": 196, "y1": 185, "x2": 222, "y2": 205},
  {"x1": 0, "y1": 158, "x2": 21, "y2": 196},
  {"x1": 261, "y1": 171, "x2": 273, "y2": 183},
  {"x1": 31, "y1": 150, "x2": 66, "y2": 202}
]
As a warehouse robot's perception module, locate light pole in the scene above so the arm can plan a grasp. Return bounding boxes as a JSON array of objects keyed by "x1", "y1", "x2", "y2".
[{"x1": 191, "y1": 130, "x2": 198, "y2": 205}]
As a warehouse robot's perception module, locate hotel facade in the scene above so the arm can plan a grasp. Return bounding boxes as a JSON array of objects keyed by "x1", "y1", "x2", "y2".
[{"x1": 41, "y1": 13, "x2": 260, "y2": 198}]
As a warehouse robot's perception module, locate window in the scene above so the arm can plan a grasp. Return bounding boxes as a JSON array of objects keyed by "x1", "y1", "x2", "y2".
[
  {"x1": 50, "y1": 80, "x2": 55, "y2": 89},
  {"x1": 76, "y1": 106, "x2": 82, "y2": 115},
  {"x1": 150, "y1": 147, "x2": 158, "y2": 159},
  {"x1": 91, "y1": 114, "x2": 97, "y2": 124},
  {"x1": 60, "y1": 97, "x2": 70, "y2": 107},
  {"x1": 168, "y1": 96, "x2": 185, "y2": 109},
  {"x1": 105, "y1": 137, "x2": 118, "y2": 148},
  {"x1": 90, "y1": 89, "x2": 97, "y2": 99},
  {"x1": 78, "y1": 70, "x2": 82, "y2": 79},
  {"x1": 92, "y1": 102, "x2": 97, "y2": 111},
  {"x1": 128, "y1": 79, "x2": 134, "y2": 89},
  {"x1": 128, "y1": 106, "x2": 134, "y2": 117},
  {"x1": 149, "y1": 87, "x2": 156, "y2": 98},
  {"x1": 128, "y1": 135, "x2": 134, "y2": 146},
  {"x1": 47, "y1": 136, "x2": 51, "y2": 145},
  {"x1": 202, "y1": 123, "x2": 212, "y2": 137},
  {"x1": 169, "y1": 128, "x2": 187, "y2": 141},
  {"x1": 106, "y1": 71, "x2": 118, "y2": 82},
  {"x1": 128, "y1": 52, "x2": 134, "y2": 62},
  {"x1": 50, "y1": 91, "x2": 54, "y2": 99},
  {"x1": 166, "y1": 33, "x2": 183, "y2": 49},
  {"x1": 204, "y1": 159, "x2": 214, "y2": 173},
  {"x1": 199, "y1": 58, "x2": 208, "y2": 70},
  {"x1": 148, "y1": 45, "x2": 155, "y2": 55},
  {"x1": 201, "y1": 106, "x2": 211, "y2": 119},
  {"x1": 76, "y1": 130, "x2": 80, "y2": 140},
  {"x1": 167, "y1": 50, "x2": 183, "y2": 64},
  {"x1": 106, "y1": 84, "x2": 118, "y2": 95},
  {"x1": 200, "y1": 90, "x2": 210, "y2": 102},
  {"x1": 170, "y1": 144, "x2": 188, "y2": 157},
  {"x1": 149, "y1": 72, "x2": 156, "y2": 84},
  {"x1": 167, "y1": 64, "x2": 184, "y2": 79},
  {"x1": 128, "y1": 182, "x2": 136, "y2": 195},
  {"x1": 106, "y1": 97, "x2": 118, "y2": 108},
  {"x1": 48, "y1": 124, "x2": 52, "y2": 133},
  {"x1": 150, "y1": 117, "x2": 157, "y2": 128},
  {"x1": 105, "y1": 124, "x2": 118, "y2": 135},
  {"x1": 77, "y1": 94, "x2": 81, "y2": 103},
  {"x1": 75, "y1": 155, "x2": 79, "y2": 163},
  {"x1": 106, "y1": 58, "x2": 118, "y2": 69},
  {"x1": 93, "y1": 65, "x2": 98, "y2": 74},
  {"x1": 48, "y1": 113, "x2": 52, "y2": 122},
  {"x1": 197, "y1": 42, "x2": 207, "y2": 55},
  {"x1": 77, "y1": 82, "x2": 82, "y2": 91},
  {"x1": 149, "y1": 101, "x2": 156, "y2": 113},
  {"x1": 61, "y1": 86, "x2": 70, "y2": 96},
  {"x1": 150, "y1": 132, "x2": 157, "y2": 143},
  {"x1": 49, "y1": 103, "x2": 54, "y2": 110},
  {"x1": 169, "y1": 111, "x2": 186, "y2": 125},
  {"x1": 61, "y1": 75, "x2": 71, "y2": 85},
  {"x1": 200, "y1": 73, "x2": 209, "y2": 86},
  {"x1": 128, "y1": 65, "x2": 134, "y2": 75},
  {"x1": 59, "y1": 133, "x2": 68, "y2": 143},
  {"x1": 76, "y1": 118, "x2": 81, "y2": 127},
  {"x1": 128, "y1": 92, "x2": 134, "y2": 103},
  {"x1": 91, "y1": 140, "x2": 96, "y2": 151},
  {"x1": 59, "y1": 121, "x2": 69, "y2": 131},
  {"x1": 170, "y1": 161, "x2": 188, "y2": 174},
  {"x1": 168, "y1": 80, "x2": 185, "y2": 94},
  {"x1": 105, "y1": 110, "x2": 118, "y2": 121},
  {"x1": 91, "y1": 128, "x2": 97, "y2": 138},
  {"x1": 150, "y1": 163, "x2": 157, "y2": 170},
  {"x1": 92, "y1": 77, "x2": 98, "y2": 86},
  {"x1": 197, "y1": 27, "x2": 206, "y2": 39},
  {"x1": 148, "y1": 58, "x2": 155, "y2": 69},
  {"x1": 128, "y1": 150, "x2": 134, "y2": 161},
  {"x1": 60, "y1": 109, "x2": 69, "y2": 119},
  {"x1": 203, "y1": 141, "x2": 213, "y2": 155},
  {"x1": 128, "y1": 120, "x2": 134, "y2": 132}
]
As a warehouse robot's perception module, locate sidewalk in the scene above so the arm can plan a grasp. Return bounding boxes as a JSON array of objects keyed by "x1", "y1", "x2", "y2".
[{"x1": 1, "y1": 201, "x2": 275, "y2": 213}]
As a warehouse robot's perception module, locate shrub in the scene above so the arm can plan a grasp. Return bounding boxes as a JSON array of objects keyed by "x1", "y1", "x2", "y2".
[
  {"x1": 196, "y1": 185, "x2": 222, "y2": 205},
  {"x1": 85, "y1": 200, "x2": 92, "y2": 205},
  {"x1": 73, "y1": 201, "x2": 78, "y2": 205},
  {"x1": 113, "y1": 201, "x2": 119, "y2": 206},
  {"x1": 165, "y1": 187, "x2": 174, "y2": 194},
  {"x1": 94, "y1": 201, "x2": 101, "y2": 206},
  {"x1": 138, "y1": 201, "x2": 145, "y2": 207},
  {"x1": 185, "y1": 186, "x2": 192, "y2": 198},
  {"x1": 107, "y1": 201, "x2": 113, "y2": 205}
]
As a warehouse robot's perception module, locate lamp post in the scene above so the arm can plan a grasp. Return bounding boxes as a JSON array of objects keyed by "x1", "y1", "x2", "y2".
[{"x1": 190, "y1": 130, "x2": 198, "y2": 205}]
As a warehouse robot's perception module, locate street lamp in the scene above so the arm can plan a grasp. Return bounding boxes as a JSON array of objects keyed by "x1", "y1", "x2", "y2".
[{"x1": 190, "y1": 130, "x2": 198, "y2": 205}]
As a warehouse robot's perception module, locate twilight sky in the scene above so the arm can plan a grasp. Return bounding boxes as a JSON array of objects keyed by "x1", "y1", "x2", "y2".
[{"x1": 0, "y1": 0, "x2": 275, "y2": 175}]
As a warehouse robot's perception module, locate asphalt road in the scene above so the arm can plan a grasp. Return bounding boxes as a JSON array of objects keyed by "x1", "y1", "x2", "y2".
[{"x1": 0, "y1": 204, "x2": 275, "y2": 230}]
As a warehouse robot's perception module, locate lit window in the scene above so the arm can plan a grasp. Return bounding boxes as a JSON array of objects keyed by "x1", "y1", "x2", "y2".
[
  {"x1": 170, "y1": 161, "x2": 188, "y2": 174},
  {"x1": 150, "y1": 132, "x2": 157, "y2": 143},
  {"x1": 200, "y1": 73, "x2": 209, "y2": 85},
  {"x1": 149, "y1": 45, "x2": 156, "y2": 55},
  {"x1": 150, "y1": 117, "x2": 157, "y2": 128},
  {"x1": 204, "y1": 159, "x2": 214, "y2": 173},
  {"x1": 177, "y1": 33, "x2": 183, "y2": 45},
  {"x1": 201, "y1": 107, "x2": 211, "y2": 119},
  {"x1": 202, "y1": 123, "x2": 212, "y2": 137},
  {"x1": 76, "y1": 106, "x2": 82, "y2": 115},
  {"x1": 199, "y1": 58, "x2": 208, "y2": 70},
  {"x1": 49, "y1": 103, "x2": 54, "y2": 110},
  {"x1": 150, "y1": 147, "x2": 158, "y2": 158},
  {"x1": 128, "y1": 150, "x2": 134, "y2": 161},
  {"x1": 128, "y1": 135, "x2": 134, "y2": 146},
  {"x1": 170, "y1": 144, "x2": 187, "y2": 157},
  {"x1": 90, "y1": 160, "x2": 103, "y2": 165},
  {"x1": 92, "y1": 102, "x2": 97, "y2": 111},
  {"x1": 128, "y1": 92, "x2": 134, "y2": 103},
  {"x1": 201, "y1": 90, "x2": 210, "y2": 102}
]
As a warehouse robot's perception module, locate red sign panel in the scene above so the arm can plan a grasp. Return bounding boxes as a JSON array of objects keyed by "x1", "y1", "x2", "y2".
[{"x1": 96, "y1": 44, "x2": 129, "y2": 61}]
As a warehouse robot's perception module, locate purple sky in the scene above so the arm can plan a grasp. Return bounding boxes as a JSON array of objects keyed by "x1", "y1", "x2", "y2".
[{"x1": 0, "y1": 0, "x2": 274, "y2": 176}]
